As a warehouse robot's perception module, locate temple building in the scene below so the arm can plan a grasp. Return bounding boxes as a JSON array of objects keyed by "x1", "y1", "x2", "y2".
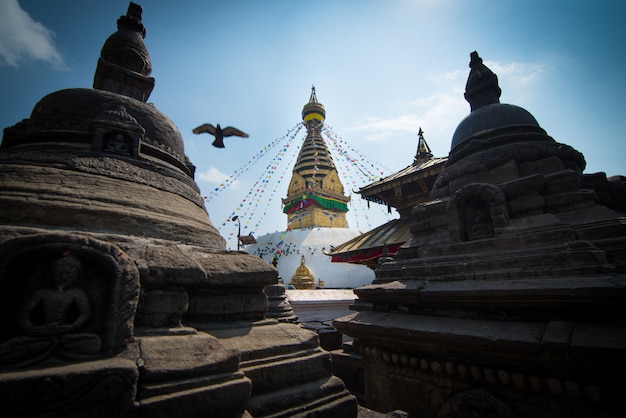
[
  {"x1": 333, "y1": 51, "x2": 626, "y2": 417},
  {"x1": 0, "y1": 4, "x2": 356, "y2": 417},
  {"x1": 330, "y1": 128, "x2": 447, "y2": 269},
  {"x1": 245, "y1": 87, "x2": 375, "y2": 290}
]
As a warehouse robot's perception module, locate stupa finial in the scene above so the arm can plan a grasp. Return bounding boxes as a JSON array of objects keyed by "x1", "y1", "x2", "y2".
[
  {"x1": 93, "y1": 1, "x2": 155, "y2": 102},
  {"x1": 309, "y1": 85, "x2": 318, "y2": 103},
  {"x1": 302, "y1": 85, "x2": 325, "y2": 122},
  {"x1": 118, "y1": 2, "x2": 146, "y2": 38},
  {"x1": 464, "y1": 51, "x2": 501, "y2": 111}
]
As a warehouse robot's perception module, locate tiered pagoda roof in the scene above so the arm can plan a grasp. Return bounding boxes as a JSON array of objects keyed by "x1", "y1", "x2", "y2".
[{"x1": 330, "y1": 129, "x2": 447, "y2": 269}]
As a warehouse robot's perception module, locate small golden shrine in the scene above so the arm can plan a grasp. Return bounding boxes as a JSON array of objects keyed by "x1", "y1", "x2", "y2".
[{"x1": 290, "y1": 255, "x2": 316, "y2": 289}]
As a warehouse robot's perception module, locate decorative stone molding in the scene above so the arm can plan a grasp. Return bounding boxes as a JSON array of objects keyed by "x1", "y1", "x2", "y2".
[
  {"x1": 435, "y1": 389, "x2": 518, "y2": 418},
  {"x1": 358, "y1": 342, "x2": 607, "y2": 404}
]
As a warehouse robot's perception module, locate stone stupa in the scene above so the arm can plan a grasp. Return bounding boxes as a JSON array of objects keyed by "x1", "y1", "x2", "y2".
[
  {"x1": 334, "y1": 52, "x2": 626, "y2": 417},
  {"x1": 0, "y1": 3, "x2": 356, "y2": 417}
]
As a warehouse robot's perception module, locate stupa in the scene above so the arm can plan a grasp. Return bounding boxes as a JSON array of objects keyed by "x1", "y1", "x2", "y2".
[
  {"x1": 245, "y1": 87, "x2": 375, "y2": 290},
  {"x1": 0, "y1": 3, "x2": 356, "y2": 417},
  {"x1": 334, "y1": 52, "x2": 626, "y2": 417}
]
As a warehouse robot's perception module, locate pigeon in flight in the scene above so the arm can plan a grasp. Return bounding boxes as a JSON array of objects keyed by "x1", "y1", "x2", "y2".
[{"x1": 192, "y1": 123, "x2": 249, "y2": 148}]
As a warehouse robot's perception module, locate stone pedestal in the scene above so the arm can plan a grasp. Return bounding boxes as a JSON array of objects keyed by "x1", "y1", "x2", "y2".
[{"x1": 205, "y1": 320, "x2": 357, "y2": 417}]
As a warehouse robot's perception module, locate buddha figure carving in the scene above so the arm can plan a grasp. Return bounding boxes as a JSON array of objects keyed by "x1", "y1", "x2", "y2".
[
  {"x1": 0, "y1": 253, "x2": 101, "y2": 368},
  {"x1": 103, "y1": 131, "x2": 131, "y2": 156},
  {"x1": 465, "y1": 197, "x2": 494, "y2": 240}
]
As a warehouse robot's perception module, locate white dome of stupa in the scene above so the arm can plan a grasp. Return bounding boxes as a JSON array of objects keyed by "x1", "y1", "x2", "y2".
[{"x1": 245, "y1": 227, "x2": 374, "y2": 289}]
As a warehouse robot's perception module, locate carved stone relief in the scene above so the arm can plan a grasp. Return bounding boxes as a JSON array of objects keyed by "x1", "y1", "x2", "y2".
[
  {"x1": 448, "y1": 183, "x2": 509, "y2": 242},
  {"x1": 0, "y1": 234, "x2": 140, "y2": 369},
  {"x1": 91, "y1": 105, "x2": 144, "y2": 158}
]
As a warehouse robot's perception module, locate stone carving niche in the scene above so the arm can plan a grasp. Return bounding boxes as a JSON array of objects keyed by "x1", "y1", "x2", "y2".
[
  {"x1": 91, "y1": 105, "x2": 144, "y2": 158},
  {"x1": 0, "y1": 234, "x2": 140, "y2": 369},
  {"x1": 447, "y1": 182, "x2": 509, "y2": 242}
]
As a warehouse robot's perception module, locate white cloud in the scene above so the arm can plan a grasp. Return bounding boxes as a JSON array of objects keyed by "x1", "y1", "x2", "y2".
[
  {"x1": 197, "y1": 166, "x2": 243, "y2": 189},
  {"x1": 487, "y1": 60, "x2": 546, "y2": 86},
  {"x1": 345, "y1": 59, "x2": 546, "y2": 145},
  {"x1": 429, "y1": 68, "x2": 466, "y2": 86},
  {"x1": 486, "y1": 60, "x2": 547, "y2": 104},
  {"x1": 346, "y1": 92, "x2": 468, "y2": 145},
  {"x1": 430, "y1": 60, "x2": 546, "y2": 88},
  {"x1": 0, "y1": 0, "x2": 66, "y2": 69},
  {"x1": 345, "y1": 113, "x2": 422, "y2": 141}
]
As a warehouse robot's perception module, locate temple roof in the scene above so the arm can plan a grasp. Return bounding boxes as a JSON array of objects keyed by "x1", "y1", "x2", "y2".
[
  {"x1": 358, "y1": 130, "x2": 447, "y2": 212},
  {"x1": 359, "y1": 157, "x2": 447, "y2": 200},
  {"x1": 331, "y1": 130, "x2": 446, "y2": 267},
  {"x1": 329, "y1": 217, "x2": 413, "y2": 269}
]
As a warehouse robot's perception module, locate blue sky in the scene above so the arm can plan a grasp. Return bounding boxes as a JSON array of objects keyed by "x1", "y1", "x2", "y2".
[{"x1": 1, "y1": 0, "x2": 624, "y2": 249}]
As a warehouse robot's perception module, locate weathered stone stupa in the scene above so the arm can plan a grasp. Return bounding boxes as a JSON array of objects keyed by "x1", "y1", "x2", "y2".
[
  {"x1": 334, "y1": 52, "x2": 626, "y2": 417},
  {"x1": 246, "y1": 87, "x2": 375, "y2": 289},
  {"x1": 0, "y1": 3, "x2": 356, "y2": 417}
]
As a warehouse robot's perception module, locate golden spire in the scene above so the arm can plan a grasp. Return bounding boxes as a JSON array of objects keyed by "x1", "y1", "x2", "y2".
[{"x1": 282, "y1": 88, "x2": 350, "y2": 230}]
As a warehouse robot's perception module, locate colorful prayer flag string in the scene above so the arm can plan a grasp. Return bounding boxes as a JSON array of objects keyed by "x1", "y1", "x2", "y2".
[{"x1": 204, "y1": 123, "x2": 303, "y2": 203}]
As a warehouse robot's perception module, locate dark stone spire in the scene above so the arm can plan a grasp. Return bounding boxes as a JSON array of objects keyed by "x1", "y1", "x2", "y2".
[
  {"x1": 117, "y1": 2, "x2": 146, "y2": 38},
  {"x1": 93, "y1": 2, "x2": 155, "y2": 102},
  {"x1": 464, "y1": 51, "x2": 501, "y2": 111}
]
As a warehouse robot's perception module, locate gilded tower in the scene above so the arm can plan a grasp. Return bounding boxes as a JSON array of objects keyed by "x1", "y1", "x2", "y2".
[{"x1": 282, "y1": 87, "x2": 350, "y2": 229}]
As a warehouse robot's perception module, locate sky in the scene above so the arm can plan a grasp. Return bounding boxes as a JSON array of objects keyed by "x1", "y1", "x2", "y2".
[{"x1": 1, "y1": 0, "x2": 625, "y2": 250}]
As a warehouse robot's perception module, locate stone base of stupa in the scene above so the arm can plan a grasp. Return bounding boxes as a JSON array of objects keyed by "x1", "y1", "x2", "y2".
[
  {"x1": 0, "y1": 228, "x2": 357, "y2": 417},
  {"x1": 202, "y1": 319, "x2": 357, "y2": 417},
  {"x1": 332, "y1": 51, "x2": 626, "y2": 418}
]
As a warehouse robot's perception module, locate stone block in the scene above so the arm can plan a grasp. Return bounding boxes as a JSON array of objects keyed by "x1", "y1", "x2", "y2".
[
  {"x1": 0, "y1": 358, "x2": 138, "y2": 418},
  {"x1": 187, "y1": 291, "x2": 268, "y2": 321},
  {"x1": 519, "y1": 156, "x2": 564, "y2": 177},
  {"x1": 448, "y1": 160, "x2": 519, "y2": 195}
]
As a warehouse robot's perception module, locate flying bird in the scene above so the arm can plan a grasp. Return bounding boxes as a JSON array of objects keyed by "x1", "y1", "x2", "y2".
[{"x1": 192, "y1": 123, "x2": 249, "y2": 148}]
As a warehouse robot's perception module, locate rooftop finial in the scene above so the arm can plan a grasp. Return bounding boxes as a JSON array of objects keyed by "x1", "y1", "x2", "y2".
[
  {"x1": 413, "y1": 127, "x2": 433, "y2": 165},
  {"x1": 464, "y1": 51, "x2": 501, "y2": 111}
]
